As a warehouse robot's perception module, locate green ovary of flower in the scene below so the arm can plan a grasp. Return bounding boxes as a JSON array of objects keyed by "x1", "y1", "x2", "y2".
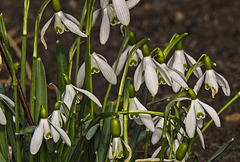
[{"x1": 51, "y1": 0, "x2": 61, "y2": 12}]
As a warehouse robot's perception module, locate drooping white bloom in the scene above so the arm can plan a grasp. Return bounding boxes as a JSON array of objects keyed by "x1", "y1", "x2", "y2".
[
  {"x1": 92, "y1": 0, "x2": 140, "y2": 44},
  {"x1": 0, "y1": 94, "x2": 14, "y2": 125},
  {"x1": 41, "y1": 11, "x2": 87, "y2": 49},
  {"x1": 182, "y1": 97, "x2": 221, "y2": 138},
  {"x1": 153, "y1": 59, "x2": 189, "y2": 92},
  {"x1": 128, "y1": 97, "x2": 155, "y2": 132},
  {"x1": 30, "y1": 118, "x2": 71, "y2": 155},
  {"x1": 193, "y1": 69, "x2": 230, "y2": 98},
  {"x1": 167, "y1": 50, "x2": 203, "y2": 92},
  {"x1": 61, "y1": 84, "x2": 102, "y2": 111},
  {"x1": 151, "y1": 117, "x2": 164, "y2": 145},
  {"x1": 77, "y1": 52, "x2": 117, "y2": 88},
  {"x1": 134, "y1": 56, "x2": 159, "y2": 95},
  {"x1": 48, "y1": 110, "x2": 66, "y2": 143},
  {"x1": 113, "y1": 45, "x2": 143, "y2": 76}
]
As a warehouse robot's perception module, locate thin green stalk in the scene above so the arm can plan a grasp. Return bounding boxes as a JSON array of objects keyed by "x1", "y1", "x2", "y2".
[
  {"x1": 84, "y1": 0, "x2": 95, "y2": 119},
  {"x1": 29, "y1": 0, "x2": 51, "y2": 124},
  {"x1": 75, "y1": 1, "x2": 87, "y2": 85},
  {"x1": 20, "y1": 0, "x2": 30, "y2": 119}
]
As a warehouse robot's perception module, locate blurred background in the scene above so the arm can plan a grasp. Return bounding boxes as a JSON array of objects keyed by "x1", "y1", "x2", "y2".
[{"x1": 1, "y1": 0, "x2": 240, "y2": 161}]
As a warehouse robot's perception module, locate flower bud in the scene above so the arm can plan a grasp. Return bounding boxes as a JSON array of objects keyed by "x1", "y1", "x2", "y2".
[
  {"x1": 111, "y1": 118, "x2": 121, "y2": 137},
  {"x1": 188, "y1": 88, "x2": 197, "y2": 100},
  {"x1": 142, "y1": 44, "x2": 150, "y2": 57},
  {"x1": 128, "y1": 32, "x2": 135, "y2": 46},
  {"x1": 51, "y1": 0, "x2": 61, "y2": 12},
  {"x1": 40, "y1": 106, "x2": 48, "y2": 119},
  {"x1": 176, "y1": 142, "x2": 188, "y2": 161},
  {"x1": 204, "y1": 56, "x2": 212, "y2": 70}
]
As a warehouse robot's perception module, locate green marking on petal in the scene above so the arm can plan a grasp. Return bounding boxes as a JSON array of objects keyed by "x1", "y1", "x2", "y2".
[
  {"x1": 56, "y1": 26, "x2": 63, "y2": 34},
  {"x1": 111, "y1": 16, "x2": 117, "y2": 25},
  {"x1": 196, "y1": 112, "x2": 205, "y2": 119},
  {"x1": 158, "y1": 76, "x2": 166, "y2": 85},
  {"x1": 129, "y1": 113, "x2": 139, "y2": 119},
  {"x1": 91, "y1": 67, "x2": 100, "y2": 74},
  {"x1": 130, "y1": 59, "x2": 138, "y2": 66},
  {"x1": 45, "y1": 132, "x2": 52, "y2": 139},
  {"x1": 205, "y1": 83, "x2": 210, "y2": 90},
  {"x1": 117, "y1": 150, "x2": 124, "y2": 159}
]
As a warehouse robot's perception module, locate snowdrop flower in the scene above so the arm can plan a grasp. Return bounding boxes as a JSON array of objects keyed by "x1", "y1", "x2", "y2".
[
  {"x1": 167, "y1": 39, "x2": 203, "y2": 92},
  {"x1": 49, "y1": 101, "x2": 66, "y2": 143},
  {"x1": 153, "y1": 51, "x2": 189, "y2": 92},
  {"x1": 30, "y1": 106, "x2": 71, "y2": 155},
  {"x1": 194, "y1": 56, "x2": 230, "y2": 98},
  {"x1": 62, "y1": 74, "x2": 102, "y2": 111},
  {"x1": 110, "y1": 118, "x2": 132, "y2": 161},
  {"x1": 41, "y1": 0, "x2": 87, "y2": 49},
  {"x1": 176, "y1": 89, "x2": 221, "y2": 138},
  {"x1": 77, "y1": 52, "x2": 117, "y2": 88},
  {"x1": 128, "y1": 84, "x2": 155, "y2": 132},
  {"x1": 112, "y1": 32, "x2": 143, "y2": 76},
  {"x1": 92, "y1": 0, "x2": 140, "y2": 44},
  {"x1": 134, "y1": 44, "x2": 159, "y2": 95},
  {"x1": 0, "y1": 94, "x2": 14, "y2": 125}
]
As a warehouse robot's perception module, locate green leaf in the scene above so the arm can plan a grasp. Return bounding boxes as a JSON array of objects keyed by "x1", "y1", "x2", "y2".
[
  {"x1": 0, "y1": 151, "x2": 6, "y2": 162},
  {"x1": 56, "y1": 41, "x2": 69, "y2": 94},
  {"x1": 146, "y1": 97, "x2": 169, "y2": 106},
  {"x1": 207, "y1": 138, "x2": 234, "y2": 162},
  {"x1": 35, "y1": 58, "x2": 48, "y2": 124},
  {"x1": 96, "y1": 102, "x2": 114, "y2": 162},
  {"x1": 49, "y1": 83, "x2": 61, "y2": 102},
  {"x1": 15, "y1": 126, "x2": 36, "y2": 135},
  {"x1": 86, "y1": 124, "x2": 99, "y2": 140}
]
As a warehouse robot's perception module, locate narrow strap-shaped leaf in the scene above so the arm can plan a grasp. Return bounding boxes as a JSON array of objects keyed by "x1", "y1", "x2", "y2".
[
  {"x1": 35, "y1": 58, "x2": 48, "y2": 124},
  {"x1": 0, "y1": 152, "x2": 6, "y2": 162},
  {"x1": 56, "y1": 41, "x2": 69, "y2": 94},
  {"x1": 207, "y1": 138, "x2": 234, "y2": 162},
  {"x1": 96, "y1": 102, "x2": 114, "y2": 162},
  {"x1": 15, "y1": 126, "x2": 36, "y2": 135}
]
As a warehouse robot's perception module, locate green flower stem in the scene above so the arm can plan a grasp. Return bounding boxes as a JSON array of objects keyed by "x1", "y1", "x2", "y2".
[
  {"x1": 193, "y1": 91, "x2": 240, "y2": 143},
  {"x1": 84, "y1": 0, "x2": 95, "y2": 119},
  {"x1": 30, "y1": 0, "x2": 51, "y2": 123},
  {"x1": 75, "y1": 1, "x2": 87, "y2": 85},
  {"x1": 20, "y1": 0, "x2": 30, "y2": 119}
]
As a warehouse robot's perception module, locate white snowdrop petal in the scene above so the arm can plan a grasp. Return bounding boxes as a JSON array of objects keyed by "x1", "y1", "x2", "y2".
[
  {"x1": 168, "y1": 68, "x2": 188, "y2": 91},
  {"x1": 30, "y1": 121, "x2": 44, "y2": 155},
  {"x1": 215, "y1": 72, "x2": 230, "y2": 96},
  {"x1": 144, "y1": 57, "x2": 158, "y2": 95},
  {"x1": 49, "y1": 121, "x2": 71, "y2": 146},
  {"x1": 205, "y1": 70, "x2": 219, "y2": 94},
  {"x1": 62, "y1": 85, "x2": 76, "y2": 109},
  {"x1": 113, "y1": 46, "x2": 129, "y2": 76},
  {"x1": 134, "y1": 61, "x2": 144, "y2": 91},
  {"x1": 185, "y1": 102, "x2": 196, "y2": 138},
  {"x1": 153, "y1": 61, "x2": 172, "y2": 86},
  {"x1": 112, "y1": 0, "x2": 130, "y2": 25},
  {"x1": 92, "y1": 9, "x2": 101, "y2": 27},
  {"x1": 57, "y1": 11, "x2": 87, "y2": 37},
  {"x1": 100, "y1": 8, "x2": 110, "y2": 44},
  {"x1": 72, "y1": 86, "x2": 102, "y2": 107},
  {"x1": 151, "y1": 118, "x2": 164, "y2": 145},
  {"x1": 0, "y1": 108, "x2": 6, "y2": 125},
  {"x1": 198, "y1": 99, "x2": 221, "y2": 127},
  {"x1": 77, "y1": 62, "x2": 85, "y2": 88},
  {"x1": 151, "y1": 146, "x2": 161, "y2": 158},
  {"x1": 100, "y1": 0, "x2": 109, "y2": 9},
  {"x1": 171, "y1": 50, "x2": 186, "y2": 74},
  {"x1": 42, "y1": 119, "x2": 52, "y2": 139},
  {"x1": 50, "y1": 111, "x2": 61, "y2": 142},
  {"x1": 196, "y1": 127, "x2": 205, "y2": 149},
  {"x1": 63, "y1": 13, "x2": 80, "y2": 26},
  {"x1": 93, "y1": 53, "x2": 117, "y2": 85},
  {"x1": 134, "y1": 118, "x2": 143, "y2": 125},
  {"x1": 184, "y1": 52, "x2": 203, "y2": 78},
  {"x1": 134, "y1": 97, "x2": 155, "y2": 132},
  {"x1": 41, "y1": 15, "x2": 54, "y2": 50},
  {"x1": 0, "y1": 94, "x2": 15, "y2": 107},
  {"x1": 193, "y1": 73, "x2": 205, "y2": 94},
  {"x1": 126, "y1": 0, "x2": 140, "y2": 9}
]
